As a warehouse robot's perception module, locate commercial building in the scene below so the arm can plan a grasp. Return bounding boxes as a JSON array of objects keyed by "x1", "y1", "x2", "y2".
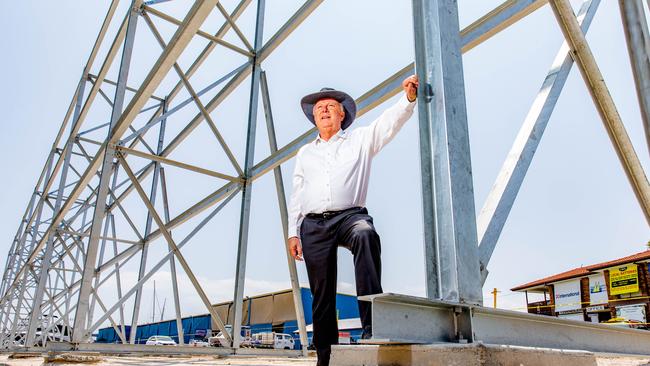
[
  {"x1": 96, "y1": 287, "x2": 361, "y2": 349},
  {"x1": 512, "y1": 249, "x2": 650, "y2": 324}
]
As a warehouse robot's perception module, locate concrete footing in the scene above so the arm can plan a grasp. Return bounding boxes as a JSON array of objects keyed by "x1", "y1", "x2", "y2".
[
  {"x1": 7, "y1": 352, "x2": 41, "y2": 359},
  {"x1": 331, "y1": 343, "x2": 650, "y2": 366},
  {"x1": 44, "y1": 352, "x2": 103, "y2": 363}
]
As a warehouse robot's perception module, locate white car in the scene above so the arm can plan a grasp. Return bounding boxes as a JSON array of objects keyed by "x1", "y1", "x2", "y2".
[
  {"x1": 145, "y1": 335, "x2": 177, "y2": 346},
  {"x1": 189, "y1": 339, "x2": 209, "y2": 347}
]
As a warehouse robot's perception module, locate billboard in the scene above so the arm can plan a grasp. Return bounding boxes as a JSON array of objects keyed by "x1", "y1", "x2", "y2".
[
  {"x1": 554, "y1": 279, "x2": 581, "y2": 312},
  {"x1": 609, "y1": 264, "x2": 639, "y2": 295},
  {"x1": 616, "y1": 304, "x2": 646, "y2": 322},
  {"x1": 588, "y1": 274, "x2": 608, "y2": 305}
]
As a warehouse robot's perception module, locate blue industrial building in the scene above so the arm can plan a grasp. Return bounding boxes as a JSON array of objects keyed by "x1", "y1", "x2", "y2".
[{"x1": 96, "y1": 287, "x2": 361, "y2": 349}]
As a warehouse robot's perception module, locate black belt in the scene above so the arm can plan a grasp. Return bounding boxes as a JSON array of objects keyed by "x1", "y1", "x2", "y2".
[{"x1": 305, "y1": 207, "x2": 362, "y2": 220}]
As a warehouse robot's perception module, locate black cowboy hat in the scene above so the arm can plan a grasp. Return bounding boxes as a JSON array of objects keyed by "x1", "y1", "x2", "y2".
[{"x1": 300, "y1": 88, "x2": 357, "y2": 130}]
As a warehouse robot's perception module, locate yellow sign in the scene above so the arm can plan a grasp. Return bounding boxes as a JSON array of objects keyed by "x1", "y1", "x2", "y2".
[{"x1": 609, "y1": 264, "x2": 639, "y2": 295}]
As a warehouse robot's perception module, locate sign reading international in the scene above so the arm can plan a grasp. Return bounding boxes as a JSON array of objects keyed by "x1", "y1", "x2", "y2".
[
  {"x1": 609, "y1": 264, "x2": 639, "y2": 295},
  {"x1": 554, "y1": 279, "x2": 581, "y2": 312}
]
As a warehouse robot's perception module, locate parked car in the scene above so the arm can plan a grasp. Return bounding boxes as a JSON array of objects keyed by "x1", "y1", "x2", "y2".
[
  {"x1": 189, "y1": 339, "x2": 209, "y2": 347},
  {"x1": 250, "y1": 332, "x2": 295, "y2": 350},
  {"x1": 145, "y1": 335, "x2": 177, "y2": 345},
  {"x1": 602, "y1": 317, "x2": 647, "y2": 329}
]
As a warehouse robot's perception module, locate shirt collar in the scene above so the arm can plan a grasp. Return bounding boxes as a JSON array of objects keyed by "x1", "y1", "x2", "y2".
[{"x1": 315, "y1": 128, "x2": 347, "y2": 145}]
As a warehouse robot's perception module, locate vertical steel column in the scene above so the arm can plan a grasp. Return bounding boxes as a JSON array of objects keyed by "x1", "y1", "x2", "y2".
[
  {"x1": 412, "y1": 0, "x2": 483, "y2": 304},
  {"x1": 155, "y1": 101, "x2": 184, "y2": 345},
  {"x1": 26, "y1": 76, "x2": 89, "y2": 346},
  {"x1": 619, "y1": 0, "x2": 650, "y2": 155},
  {"x1": 259, "y1": 71, "x2": 309, "y2": 356},
  {"x1": 159, "y1": 166, "x2": 184, "y2": 345},
  {"x1": 128, "y1": 99, "x2": 167, "y2": 344},
  {"x1": 109, "y1": 215, "x2": 127, "y2": 339},
  {"x1": 87, "y1": 164, "x2": 122, "y2": 335},
  {"x1": 64, "y1": 205, "x2": 89, "y2": 321},
  {"x1": 128, "y1": 244, "x2": 148, "y2": 342},
  {"x1": 231, "y1": 0, "x2": 265, "y2": 349},
  {"x1": 72, "y1": 2, "x2": 140, "y2": 342}
]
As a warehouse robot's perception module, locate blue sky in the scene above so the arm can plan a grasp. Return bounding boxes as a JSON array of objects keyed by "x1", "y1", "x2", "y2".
[{"x1": 0, "y1": 0, "x2": 648, "y2": 325}]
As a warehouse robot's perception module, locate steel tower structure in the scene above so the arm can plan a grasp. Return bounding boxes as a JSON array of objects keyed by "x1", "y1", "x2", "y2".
[{"x1": 0, "y1": 0, "x2": 649, "y2": 354}]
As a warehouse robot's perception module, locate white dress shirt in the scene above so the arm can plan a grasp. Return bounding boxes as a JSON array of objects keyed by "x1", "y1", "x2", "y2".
[{"x1": 287, "y1": 95, "x2": 416, "y2": 238}]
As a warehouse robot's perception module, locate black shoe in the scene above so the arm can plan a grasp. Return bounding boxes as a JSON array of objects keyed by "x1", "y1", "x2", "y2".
[
  {"x1": 316, "y1": 348, "x2": 331, "y2": 366},
  {"x1": 361, "y1": 325, "x2": 373, "y2": 340}
]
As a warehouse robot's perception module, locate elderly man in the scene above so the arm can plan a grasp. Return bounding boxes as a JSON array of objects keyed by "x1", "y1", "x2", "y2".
[{"x1": 288, "y1": 75, "x2": 418, "y2": 365}]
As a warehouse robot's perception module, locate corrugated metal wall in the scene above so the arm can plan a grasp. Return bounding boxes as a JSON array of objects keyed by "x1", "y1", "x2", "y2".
[{"x1": 96, "y1": 288, "x2": 361, "y2": 348}]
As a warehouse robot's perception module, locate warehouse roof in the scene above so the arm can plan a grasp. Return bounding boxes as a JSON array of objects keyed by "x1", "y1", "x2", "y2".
[{"x1": 511, "y1": 249, "x2": 650, "y2": 292}]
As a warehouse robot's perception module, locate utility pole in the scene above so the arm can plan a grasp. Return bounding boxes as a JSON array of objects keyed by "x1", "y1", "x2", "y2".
[
  {"x1": 152, "y1": 281, "x2": 156, "y2": 324},
  {"x1": 491, "y1": 288, "x2": 500, "y2": 309}
]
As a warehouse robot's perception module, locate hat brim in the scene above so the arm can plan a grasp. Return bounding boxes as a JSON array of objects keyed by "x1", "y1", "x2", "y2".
[{"x1": 301, "y1": 90, "x2": 357, "y2": 130}]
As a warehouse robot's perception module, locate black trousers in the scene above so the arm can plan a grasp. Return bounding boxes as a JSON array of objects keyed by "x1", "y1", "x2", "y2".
[{"x1": 300, "y1": 207, "x2": 383, "y2": 351}]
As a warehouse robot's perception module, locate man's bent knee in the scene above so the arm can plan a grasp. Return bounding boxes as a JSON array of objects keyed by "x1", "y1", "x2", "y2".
[{"x1": 349, "y1": 222, "x2": 379, "y2": 243}]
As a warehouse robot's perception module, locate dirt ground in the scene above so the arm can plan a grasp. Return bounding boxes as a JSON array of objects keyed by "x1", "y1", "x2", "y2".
[{"x1": 0, "y1": 354, "x2": 317, "y2": 366}]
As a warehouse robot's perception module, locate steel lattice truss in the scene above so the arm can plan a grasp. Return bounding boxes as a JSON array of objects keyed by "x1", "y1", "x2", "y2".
[{"x1": 0, "y1": 0, "x2": 648, "y2": 352}]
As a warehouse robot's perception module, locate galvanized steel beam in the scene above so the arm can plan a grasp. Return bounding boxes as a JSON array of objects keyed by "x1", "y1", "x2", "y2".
[
  {"x1": 117, "y1": 157, "x2": 231, "y2": 344},
  {"x1": 412, "y1": 0, "x2": 482, "y2": 304},
  {"x1": 477, "y1": 0, "x2": 600, "y2": 282},
  {"x1": 549, "y1": 0, "x2": 650, "y2": 224},
  {"x1": 248, "y1": 0, "x2": 557, "y2": 181},
  {"x1": 83, "y1": 181, "x2": 240, "y2": 338},
  {"x1": 259, "y1": 70, "x2": 309, "y2": 356},
  {"x1": 25, "y1": 72, "x2": 90, "y2": 348},
  {"x1": 232, "y1": 0, "x2": 265, "y2": 348},
  {"x1": 0, "y1": 0, "x2": 221, "y2": 311},
  {"x1": 103, "y1": 0, "x2": 324, "y2": 234},
  {"x1": 619, "y1": 0, "x2": 650, "y2": 155},
  {"x1": 361, "y1": 293, "x2": 650, "y2": 355},
  {"x1": 3, "y1": 0, "x2": 647, "y2": 355},
  {"x1": 72, "y1": 2, "x2": 141, "y2": 342}
]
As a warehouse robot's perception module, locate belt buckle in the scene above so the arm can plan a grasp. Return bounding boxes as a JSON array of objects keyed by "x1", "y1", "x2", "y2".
[{"x1": 322, "y1": 211, "x2": 334, "y2": 220}]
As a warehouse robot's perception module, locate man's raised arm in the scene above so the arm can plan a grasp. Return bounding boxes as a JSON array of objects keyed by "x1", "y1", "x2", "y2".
[{"x1": 359, "y1": 75, "x2": 418, "y2": 155}]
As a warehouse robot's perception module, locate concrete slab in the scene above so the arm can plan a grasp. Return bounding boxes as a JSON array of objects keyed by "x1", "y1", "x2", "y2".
[
  {"x1": 2, "y1": 345, "x2": 650, "y2": 366},
  {"x1": 330, "y1": 343, "x2": 650, "y2": 366},
  {"x1": 0, "y1": 354, "x2": 317, "y2": 366}
]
